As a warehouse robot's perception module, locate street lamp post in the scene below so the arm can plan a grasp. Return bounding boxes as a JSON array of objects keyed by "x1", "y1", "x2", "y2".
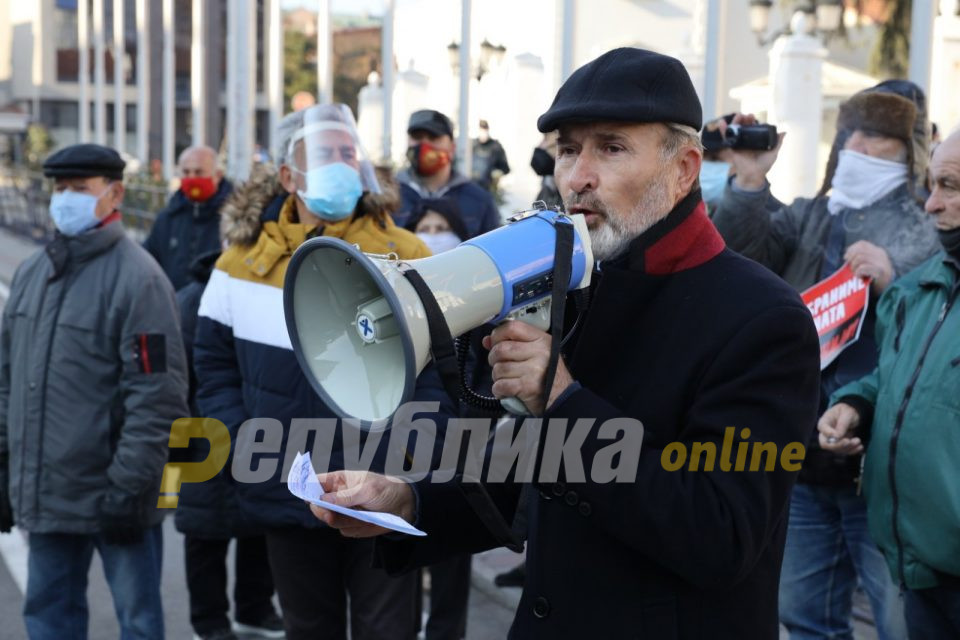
[
  {"x1": 747, "y1": 1, "x2": 843, "y2": 202},
  {"x1": 748, "y1": 0, "x2": 842, "y2": 46},
  {"x1": 446, "y1": 35, "x2": 506, "y2": 175}
]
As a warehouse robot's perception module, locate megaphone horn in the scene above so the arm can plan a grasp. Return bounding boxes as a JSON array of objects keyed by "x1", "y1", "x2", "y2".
[{"x1": 284, "y1": 206, "x2": 594, "y2": 425}]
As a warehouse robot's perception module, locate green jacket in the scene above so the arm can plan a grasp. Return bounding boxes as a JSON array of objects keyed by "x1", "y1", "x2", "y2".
[{"x1": 832, "y1": 252, "x2": 960, "y2": 589}]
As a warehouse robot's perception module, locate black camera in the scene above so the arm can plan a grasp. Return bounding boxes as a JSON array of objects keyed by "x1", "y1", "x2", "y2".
[{"x1": 702, "y1": 121, "x2": 778, "y2": 152}]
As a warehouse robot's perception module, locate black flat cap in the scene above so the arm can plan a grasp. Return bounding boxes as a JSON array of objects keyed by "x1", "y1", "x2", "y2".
[
  {"x1": 537, "y1": 48, "x2": 702, "y2": 133},
  {"x1": 407, "y1": 110, "x2": 454, "y2": 138},
  {"x1": 43, "y1": 143, "x2": 126, "y2": 180}
]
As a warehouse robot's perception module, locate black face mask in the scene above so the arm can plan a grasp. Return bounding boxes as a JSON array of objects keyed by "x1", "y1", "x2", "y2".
[
  {"x1": 530, "y1": 148, "x2": 555, "y2": 177},
  {"x1": 938, "y1": 226, "x2": 960, "y2": 262}
]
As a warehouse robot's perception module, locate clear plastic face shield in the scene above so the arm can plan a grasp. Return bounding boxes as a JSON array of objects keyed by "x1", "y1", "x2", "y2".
[{"x1": 285, "y1": 104, "x2": 381, "y2": 221}]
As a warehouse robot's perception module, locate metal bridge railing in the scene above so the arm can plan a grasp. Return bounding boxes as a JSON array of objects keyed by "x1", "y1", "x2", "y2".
[{"x1": 0, "y1": 166, "x2": 169, "y2": 243}]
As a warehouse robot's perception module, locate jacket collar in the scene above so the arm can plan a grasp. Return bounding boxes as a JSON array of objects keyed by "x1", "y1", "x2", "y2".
[
  {"x1": 397, "y1": 168, "x2": 470, "y2": 198},
  {"x1": 611, "y1": 189, "x2": 725, "y2": 275},
  {"x1": 918, "y1": 251, "x2": 959, "y2": 290},
  {"x1": 241, "y1": 195, "x2": 316, "y2": 278},
  {"x1": 46, "y1": 214, "x2": 125, "y2": 280},
  {"x1": 170, "y1": 178, "x2": 233, "y2": 218}
]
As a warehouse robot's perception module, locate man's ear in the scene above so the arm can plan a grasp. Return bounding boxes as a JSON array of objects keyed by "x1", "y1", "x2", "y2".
[
  {"x1": 110, "y1": 181, "x2": 125, "y2": 209},
  {"x1": 279, "y1": 165, "x2": 297, "y2": 194},
  {"x1": 675, "y1": 147, "x2": 702, "y2": 197}
]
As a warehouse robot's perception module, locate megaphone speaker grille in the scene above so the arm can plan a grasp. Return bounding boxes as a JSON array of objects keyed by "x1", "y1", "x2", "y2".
[{"x1": 284, "y1": 237, "x2": 416, "y2": 425}]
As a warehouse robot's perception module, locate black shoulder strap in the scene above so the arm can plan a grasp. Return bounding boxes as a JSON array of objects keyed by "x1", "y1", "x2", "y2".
[
  {"x1": 541, "y1": 220, "x2": 574, "y2": 411},
  {"x1": 402, "y1": 268, "x2": 461, "y2": 405}
]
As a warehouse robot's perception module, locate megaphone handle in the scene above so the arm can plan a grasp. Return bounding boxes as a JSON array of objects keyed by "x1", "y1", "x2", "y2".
[
  {"x1": 500, "y1": 395, "x2": 532, "y2": 416},
  {"x1": 499, "y1": 217, "x2": 575, "y2": 416}
]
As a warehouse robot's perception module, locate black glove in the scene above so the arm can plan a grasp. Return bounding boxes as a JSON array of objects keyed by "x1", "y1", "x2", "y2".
[
  {"x1": 99, "y1": 489, "x2": 144, "y2": 545},
  {"x1": 0, "y1": 453, "x2": 13, "y2": 533}
]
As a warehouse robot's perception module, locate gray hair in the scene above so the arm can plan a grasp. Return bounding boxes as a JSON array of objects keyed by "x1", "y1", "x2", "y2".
[
  {"x1": 274, "y1": 110, "x2": 306, "y2": 167},
  {"x1": 659, "y1": 122, "x2": 703, "y2": 161}
]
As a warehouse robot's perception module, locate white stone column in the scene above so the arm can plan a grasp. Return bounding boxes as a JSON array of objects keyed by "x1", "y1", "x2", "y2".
[
  {"x1": 93, "y1": 0, "x2": 106, "y2": 144},
  {"x1": 135, "y1": 0, "x2": 149, "y2": 164},
  {"x1": 702, "y1": 0, "x2": 724, "y2": 122},
  {"x1": 113, "y1": 0, "x2": 125, "y2": 151},
  {"x1": 162, "y1": 0, "x2": 175, "y2": 181},
  {"x1": 226, "y1": 0, "x2": 257, "y2": 180},
  {"x1": 930, "y1": 0, "x2": 960, "y2": 135},
  {"x1": 316, "y1": 0, "x2": 332, "y2": 104},
  {"x1": 78, "y1": 0, "x2": 91, "y2": 143},
  {"x1": 381, "y1": 0, "x2": 395, "y2": 163},
  {"x1": 559, "y1": 0, "x2": 575, "y2": 84},
  {"x1": 457, "y1": 0, "x2": 471, "y2": 175},
  {"x1": 766, "y1": 12, "x2": 825, "y2": 202},
  {"x1": 267, "y1": 0, "x2": 284, "y2": 160},
  {"x1": 908, "y1": 0, "x2": 937, "y2": 94},
  {"x1": 191, "y1": 0, "x2": 207, "y2": 146}
]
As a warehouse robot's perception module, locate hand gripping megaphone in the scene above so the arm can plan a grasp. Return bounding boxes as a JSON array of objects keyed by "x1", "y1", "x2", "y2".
[{"x1": 283, "y1": 205, "x2": 594, "y2": 424}]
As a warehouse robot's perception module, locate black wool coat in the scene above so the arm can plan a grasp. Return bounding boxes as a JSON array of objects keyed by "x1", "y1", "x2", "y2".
[{"x1": 378, "y1": 191, "x2": 821, "y2": 639}]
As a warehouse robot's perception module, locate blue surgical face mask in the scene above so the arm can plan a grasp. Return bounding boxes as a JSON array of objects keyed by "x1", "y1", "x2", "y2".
[
  {"x1": 699, "y1": 161, "x2": 731, "y2": 205},
  {"x1": 49, "y1": 187, "x2": 108, "y2": 236},
  {"x1": 296, "y1": 162, "x2": 364, "y2": 221}
]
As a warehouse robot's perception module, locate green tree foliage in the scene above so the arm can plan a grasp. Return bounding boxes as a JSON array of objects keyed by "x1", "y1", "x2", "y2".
[
  {"x1": 285, "y1": 30, "x2": 318, "y2": 111},
  {"x1": 23, "y1": 124, "x2": 55, "y2": 171},
  {"x1": 869, "y1": 0, "x2": 911, "y2": 79}
]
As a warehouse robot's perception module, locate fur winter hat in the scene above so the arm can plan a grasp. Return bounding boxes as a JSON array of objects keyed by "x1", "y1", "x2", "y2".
[{"x1": 818, "y1": 90, "x2": 919, "y2": 198}]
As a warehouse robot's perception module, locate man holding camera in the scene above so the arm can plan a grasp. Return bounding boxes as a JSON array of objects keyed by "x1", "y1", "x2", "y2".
[
  {"x1": 304, "y1": 47, "x2": 822, "y2": 639},
  {"x1": 712, "y1": 83, "x2": 939, "y2": 639}
]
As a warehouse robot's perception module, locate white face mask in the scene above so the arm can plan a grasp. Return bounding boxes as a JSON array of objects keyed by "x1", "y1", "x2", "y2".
[
  {"x1": 417, "y1": 230, "x2": 461, "y2": 254},
  {"x1": 828, "y1": 150, "x2": 908, "y2": 215}
]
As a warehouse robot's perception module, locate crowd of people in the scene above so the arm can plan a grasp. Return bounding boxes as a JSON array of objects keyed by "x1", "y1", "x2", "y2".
[{"x1": 0, "y1": 44, "x2": 958, "y2": 640}]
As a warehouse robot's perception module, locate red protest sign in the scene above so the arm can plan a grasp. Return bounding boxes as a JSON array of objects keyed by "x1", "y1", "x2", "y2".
[{"x1": 801, "y1": 264, "x2": 871, "y2": 370}]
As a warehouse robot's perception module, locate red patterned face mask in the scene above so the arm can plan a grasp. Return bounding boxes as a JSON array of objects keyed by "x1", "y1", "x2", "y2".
[
  {"x1": 180, "y1": 176, "x2": 217, "y2": 202},
  {"x1": 407, "y1": 142, "x2": 451, "y2": 177}
]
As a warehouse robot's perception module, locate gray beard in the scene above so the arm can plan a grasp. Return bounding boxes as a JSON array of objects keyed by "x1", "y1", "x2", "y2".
[{"x1": 583, "y1": 174, "x2": 674, "y2": 262}]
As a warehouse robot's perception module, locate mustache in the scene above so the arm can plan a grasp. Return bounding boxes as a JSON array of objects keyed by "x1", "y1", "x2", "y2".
[{"x1": 564, "y1": 192, "x2": 608, "y2": 217}]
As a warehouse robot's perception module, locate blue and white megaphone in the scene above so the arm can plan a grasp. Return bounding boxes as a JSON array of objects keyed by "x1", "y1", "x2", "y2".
[{"x1": 283, "y1": 205, "x2": 594, "y2": 424}]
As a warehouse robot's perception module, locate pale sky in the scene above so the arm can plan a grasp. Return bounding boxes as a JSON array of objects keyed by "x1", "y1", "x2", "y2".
[{"x1": 281, "y1": 0, "x2": 385, "y2": 15}]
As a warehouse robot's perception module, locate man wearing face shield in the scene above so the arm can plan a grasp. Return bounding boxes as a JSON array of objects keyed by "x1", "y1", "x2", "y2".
[
  {"x1": 192, "y1": 104, "x2": 442, "y2": 640},
  {"x1": 712, "y1": 83, "x2": 940, "y2": 640}
]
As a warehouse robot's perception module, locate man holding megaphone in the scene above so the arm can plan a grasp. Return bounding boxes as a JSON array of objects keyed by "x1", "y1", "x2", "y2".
[{"x1": 306, "y1": 49, "x2": 821, "y2": 639}]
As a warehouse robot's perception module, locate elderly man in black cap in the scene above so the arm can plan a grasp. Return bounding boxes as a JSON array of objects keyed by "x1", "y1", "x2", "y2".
[
  {"x1": 393, "y1": 109, "x2": 502, "y2": 238},
  {"x1": 304, "y1": 48, "x2": 821, "y2": 639},
  {"x1": 0, "y1": 143, "x2": 188, "y2": 639}
]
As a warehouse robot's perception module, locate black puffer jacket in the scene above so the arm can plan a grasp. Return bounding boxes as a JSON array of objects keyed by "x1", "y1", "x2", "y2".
[
  {"x1": 144, "y1": 179, "x2": 232, "y2": 290},
  {"x1": 172, "y1": 249, "x2": 260, "y2": 539}
]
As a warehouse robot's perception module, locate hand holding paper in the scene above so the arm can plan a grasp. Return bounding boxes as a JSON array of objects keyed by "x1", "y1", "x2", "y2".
[{"x1": 287, "y1": 452, "x2": 425, "y2": 537}]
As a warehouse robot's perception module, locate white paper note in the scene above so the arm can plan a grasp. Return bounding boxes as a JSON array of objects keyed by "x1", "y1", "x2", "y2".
[{"x1": 286, "y1": 452, "x2": 426, "y2": 537}]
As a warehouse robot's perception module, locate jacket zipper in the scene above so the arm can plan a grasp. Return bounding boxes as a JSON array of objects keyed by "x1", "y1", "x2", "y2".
[
  {"x1": 894, "y1": 299, "x2": 906, "y2": 352},
  {"x1": 888, "y1": 288, "x2": 957, "y2": 585},
  {"x1": 27, "y1": 272, "x2": 75, "y2": 519}
]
